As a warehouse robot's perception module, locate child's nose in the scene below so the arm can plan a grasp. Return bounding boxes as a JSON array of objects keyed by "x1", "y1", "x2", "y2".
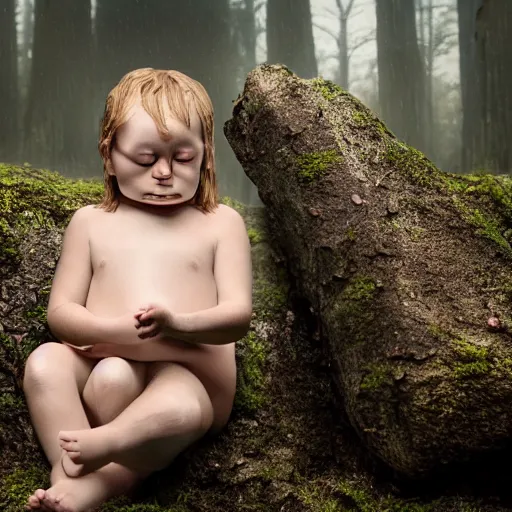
[{"x1": 152, "y1": 158, "x2": 172, "y2": 179}]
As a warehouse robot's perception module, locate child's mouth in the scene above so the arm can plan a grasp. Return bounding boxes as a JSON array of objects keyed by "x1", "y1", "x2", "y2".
[{"x1": 144, "y1": 194, "x2": 178, "y2": 200}]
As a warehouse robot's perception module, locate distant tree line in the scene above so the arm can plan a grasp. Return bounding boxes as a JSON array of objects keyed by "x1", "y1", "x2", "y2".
[{"x1": 0, "y1": 0, "x2": 510, "y2": 201}]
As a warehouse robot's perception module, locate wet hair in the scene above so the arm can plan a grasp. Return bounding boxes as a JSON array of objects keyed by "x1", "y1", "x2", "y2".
[{"x1": 97, "y1": 68, "x2": 217, "y2": 213}]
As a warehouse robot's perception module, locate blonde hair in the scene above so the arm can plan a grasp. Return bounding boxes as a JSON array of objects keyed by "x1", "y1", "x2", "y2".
[{"x1": 97, "y1": 68, "x2": 218, "y2": 213}]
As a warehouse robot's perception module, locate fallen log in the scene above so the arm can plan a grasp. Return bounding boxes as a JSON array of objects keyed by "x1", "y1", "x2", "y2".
[{"x1": 224, "y1": 63, "x2": 512, "y2": 477}]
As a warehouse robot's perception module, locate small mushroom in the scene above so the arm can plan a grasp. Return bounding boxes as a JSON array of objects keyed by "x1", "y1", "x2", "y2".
[{"x1": 351, "y1": 194, "x2": 363, "y2": 205}]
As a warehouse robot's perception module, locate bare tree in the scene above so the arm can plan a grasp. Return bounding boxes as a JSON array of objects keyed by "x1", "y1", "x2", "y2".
[
  {"x1": 417, "y1": 0, "x2": 458, "y2": 161},
  {"x1": 314, "y1": 0, "x2": 374, "y2": 89}
]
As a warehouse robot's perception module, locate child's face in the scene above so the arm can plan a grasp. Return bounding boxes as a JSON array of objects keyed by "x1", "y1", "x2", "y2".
[{"x1": 109, "y1": 102, "x2": 205, "y2": 211}]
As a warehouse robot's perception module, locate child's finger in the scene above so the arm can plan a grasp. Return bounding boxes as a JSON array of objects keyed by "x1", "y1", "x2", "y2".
[{"x1": 137, "y1": 323, "x2": 156, "y2": 337}]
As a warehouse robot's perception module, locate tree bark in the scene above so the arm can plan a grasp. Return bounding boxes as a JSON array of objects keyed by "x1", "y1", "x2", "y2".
[
  {"x1": 376, "y1": 0, "x2": 429, "y2": 156},
  {"x1": 225, "y1": 64, "x2": 512, "y2": 476},
  {"x1": 266, "y1": 0, "x2": 318, "y2": 79},
  {"x1": 0, "y1": 0, "x2": 19, "y2": 162},
  {"x1": 457, "y1": 0, "x2": 484, "y2": 172},
  {"x1": 23, "y1": 0, "x2": 95, "y2": 175},
  {"x1": 475, "y1": 0, "x2": 512, "y2": 173}
]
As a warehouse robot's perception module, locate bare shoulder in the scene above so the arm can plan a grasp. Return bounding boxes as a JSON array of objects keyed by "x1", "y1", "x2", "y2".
[
  {"x1": 64, "y1": 204, "x2": 96, "y2": 229},
  {"x1": 208, "y1": 203, "x2": 247, "y2": 232},
  {"x1": 69, "y1": 204, "x2": 106, "y2": 227}
]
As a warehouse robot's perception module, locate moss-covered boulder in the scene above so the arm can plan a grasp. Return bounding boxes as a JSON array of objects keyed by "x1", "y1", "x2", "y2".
[{"x1": 224, "y1": 64, "x2": 512, "y2": 478}]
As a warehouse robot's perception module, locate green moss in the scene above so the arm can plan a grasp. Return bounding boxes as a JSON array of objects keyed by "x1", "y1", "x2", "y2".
[
  {"x1": 0, "y1": 466, "x2": 49, "y2": 512},
  {"x1": 408, "y1": 226, "x2": 426, "y2": 242},
  {"x1": 0, "y1": 163, "x2": 103, "y2": 272},
  {"x1": 247, "y1": 227, "x2": 264, "y2": 245},
  {"x1": 0, "y1": 393, "x2": 25, "y2": 411},
  {"x1": 351, "y1": 108, "x2": 390, "y2": 137},
  {"x1": 454, "y1": 198, "x2": 512, "y2": 258},
  {"x1": 296, "y1": 477, "x2": 477, "y2": 512},
  {"x1": 451, "y1": 338, "x2": 491, "y2": 379},
  {"x1": 235, "y1": 330, "x2": 269, "y2": 414},
  {"x1": 342, "y1": 276, "x2": 376, "y2": 301},
  {"x1": 220, "y1": 195, "x2": 246, "y2": 215},
  {"x1": 383, "y1": 142, "x2": 512, "y2": 258},
  {"x1": 328, "y1": 275, "x2": 378, "y2": 347},
  {"x1": 427, "y1": 323, "x2": 451, "y2": 342},
  {"x1": 461, "y1": 173, "x2": 512, "y2": 223},
  {"x1": 345, "y1": 227, "x2": 356, "y2": 241},
  {"x1": 310, "y1": 77, "x2": 346, "y2": 101},
  {"x1": 384, "y1": 141, "x2": 442, "y2": 189},
  {"x1": 100, "y1": 500, "x2": 187, "y2": 512},
  {"x1": 360, "y1": 364, "x2": 391, "y2": 391},
  {"x1": 244, "y1": 100, "x2": 261, "y2": 116},
  {"x1": 252, "y1": 278, "x2": 288, "y2": 320},
  {"x1": 24, "y1": 304, "x2": 47, "y2": 323},
  {"x1": 296, "y1": 150, "x2": 342, "y2": 184}
]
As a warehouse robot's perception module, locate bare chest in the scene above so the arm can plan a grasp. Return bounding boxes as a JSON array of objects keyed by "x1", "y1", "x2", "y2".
[
  {"x1": 89, "y1": 212, "x2": 215, "y2": 277},
  {"x1": 85, "y1": 208, "x2": 218, "y2": 314}
]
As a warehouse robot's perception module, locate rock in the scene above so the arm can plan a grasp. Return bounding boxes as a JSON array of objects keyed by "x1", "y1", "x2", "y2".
[{"x1": 224, "y1": 63, "x2": 512, "y2": 477}]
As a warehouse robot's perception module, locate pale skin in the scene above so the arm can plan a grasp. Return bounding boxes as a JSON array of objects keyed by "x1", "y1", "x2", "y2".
[{"x1": 22, "y1": 101, "x2": 252, "y2": 512}]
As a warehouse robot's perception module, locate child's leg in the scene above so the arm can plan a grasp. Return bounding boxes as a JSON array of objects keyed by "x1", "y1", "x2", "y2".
[
  {"x1": 58, "y1": 362, "x2": 215, "y2": 474},
  {"x1": 23, "y1": 344, "x2": 149, "y2": 511},
  {"x1": 82, "y1": 357, "x2": 147, "y2": 427},
  {"x1": 23, "y1": 342, "x2": 97, "y2": 467}
]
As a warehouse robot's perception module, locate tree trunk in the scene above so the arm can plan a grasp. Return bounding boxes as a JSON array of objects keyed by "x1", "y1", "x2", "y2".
[
  {"x1": 376, "y1": 0, "x2": 428, "y2": 155},
  {"x1": 225, "y1": 64, "x2": 512, "y2": 477},
  {"x1": 475, "y1": 0, "x2": 512, "y2": 173},
  {"x1": 0, "y1": 0, "x2": 19, "y2": 162},
  {"x1": 457, "y1": 0, "x2": 484, "y2": 172},
  {"x1": 338, "y1": 15, "x2": 349, "y2": 89},
  {"x1": 23, "y1": 0, "x2": 95, "y2": 175},
  {"x1": 19, "y1": 0, "x2": 34, "y2": 107},
  {"x1": 266, "y1": 0, "x2": 317, "y2": 79}
]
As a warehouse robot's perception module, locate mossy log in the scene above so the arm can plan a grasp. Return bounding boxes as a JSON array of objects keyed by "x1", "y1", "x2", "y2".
[{"x1": 224, "y1": 64, "x2": 512, "y2": 478}]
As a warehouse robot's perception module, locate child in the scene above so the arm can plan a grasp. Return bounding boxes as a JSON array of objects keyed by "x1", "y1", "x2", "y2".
[{"x1": 23, "y1": 68, "x2": 252, "y2": 512}]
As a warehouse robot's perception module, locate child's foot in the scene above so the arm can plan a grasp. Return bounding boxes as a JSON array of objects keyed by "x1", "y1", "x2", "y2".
[
  {"x1": 26, "y1": 462, "x2": 67, "y2": 511},
  {"x1": 40, "y1": 466, "x2": 135, "y2": 512},
  {"x1": 25, "y1": 488, "x2": 47, "y2": 510},
  {"x1": 58, "y1": 427, "x2": 118, "y2": 478}
]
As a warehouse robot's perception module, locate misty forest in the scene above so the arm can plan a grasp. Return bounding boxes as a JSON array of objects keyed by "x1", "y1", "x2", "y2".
[
  {"x1": 0, "y1": 0, "x2": 510, "y2": 204},
  {"x1": 3, "y1": 1, "x2": 512, "y2": 511}
]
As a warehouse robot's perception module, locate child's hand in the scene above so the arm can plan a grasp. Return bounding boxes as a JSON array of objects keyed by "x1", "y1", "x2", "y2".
[{"x1": 135, "y1": 303, "x2": 177, "y2": 339}]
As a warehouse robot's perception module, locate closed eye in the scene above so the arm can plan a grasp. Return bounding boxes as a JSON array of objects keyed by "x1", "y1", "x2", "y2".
[{"x1": 136, "y1": 157, "x2": 194, "y2": 167}]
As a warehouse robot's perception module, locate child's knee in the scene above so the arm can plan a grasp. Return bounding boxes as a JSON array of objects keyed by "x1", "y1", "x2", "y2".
[
  {"x1": 23, "y1": 342, "x2": 73, "y2": 387},
  {"x1": 87, "y1": 357, "x2": 146, "y2": 397}
]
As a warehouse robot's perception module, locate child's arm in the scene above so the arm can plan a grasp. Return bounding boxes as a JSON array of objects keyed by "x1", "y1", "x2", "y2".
[
  {"x1": 138, "y1": 205, "x2": 253, "y2": 345},
  {"x1": 176, "y1": 205, "x2": 252, "y2": 344},
  {"x1": 46, "y1": 206, "x2": 107, "y2": 346}
]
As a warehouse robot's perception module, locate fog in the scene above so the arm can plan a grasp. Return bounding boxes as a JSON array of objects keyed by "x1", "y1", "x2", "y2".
[{"x1": 0, "y1": 0, "x2": 510, "y2": 204}]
